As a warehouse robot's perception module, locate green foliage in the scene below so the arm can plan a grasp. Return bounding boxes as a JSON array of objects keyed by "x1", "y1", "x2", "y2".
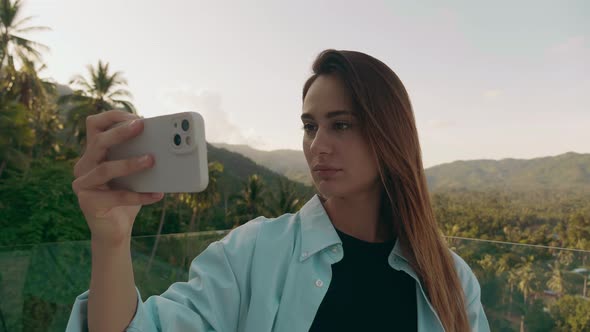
[
  {"x1": 549, "y1": 295, "x2": 590, "y2": 332},
  {"x1": 0, "y1": 94, "x2": 33, "y2": 177},
  {"x1": 524, "y1": 299, "x2": 555, "y2": 332},
  {"x1": 229, "y1": 174, "x2": 270, "y2": 226},
  {"x1": 0, "y1": 158, "x2": 89, "y2": 246}
]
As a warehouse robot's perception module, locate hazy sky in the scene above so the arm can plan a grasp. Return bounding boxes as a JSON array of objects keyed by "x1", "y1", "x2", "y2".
[{"x1": 25, "y1": 0, "x2": 589, "y2": 167}]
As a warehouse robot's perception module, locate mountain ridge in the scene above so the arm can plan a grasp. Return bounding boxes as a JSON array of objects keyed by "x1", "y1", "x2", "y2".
[{"x1": 211, "y1": 143, "x2": 590, "y2": 192}]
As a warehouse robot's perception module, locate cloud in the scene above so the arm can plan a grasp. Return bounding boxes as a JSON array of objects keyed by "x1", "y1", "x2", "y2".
[
  {"x1": 483, "y1": 89, "x2": 502, "y2": 98},
  {"x1": 157, "y1": 86, "x2": 265, "y2": 147},
  {"x1": 427, "y1": 119, "x2": 456, "y2": 129},
  {"x1": 548, "y1": 35, "x2": 586, "y2": 56}
]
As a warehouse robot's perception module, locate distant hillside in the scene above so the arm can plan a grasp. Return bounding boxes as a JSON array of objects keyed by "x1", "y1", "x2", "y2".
[
  {"x1": 211, "y1": 144, "x2": 590, "y2": 193},
  {"x1": 56, "y1": 83, "x2": 73, "y2": 96},
  {"x1": 211, "y1": 143, "x2": 312, "y2": 185},
  {"x1": 425, "y1": 152, "x2": 590, "y2": 192},
  {"x1": 207, "y1": 143, "x2": 313, "y2": 199}
]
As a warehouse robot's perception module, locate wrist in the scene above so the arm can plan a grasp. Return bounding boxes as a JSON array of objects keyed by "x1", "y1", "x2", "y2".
[{"x1": 91, "y1": 235, "x2": 131, "y2": 252}]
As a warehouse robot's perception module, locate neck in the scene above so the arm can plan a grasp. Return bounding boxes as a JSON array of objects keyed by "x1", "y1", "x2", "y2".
[{"x1": 321, "y1": 188, "x2": 394, "y2": 243}]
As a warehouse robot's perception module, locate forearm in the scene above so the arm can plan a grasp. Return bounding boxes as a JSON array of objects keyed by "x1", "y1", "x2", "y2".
[{"x1": 88, "y1": 239, "x2": 138, "y2": 332}]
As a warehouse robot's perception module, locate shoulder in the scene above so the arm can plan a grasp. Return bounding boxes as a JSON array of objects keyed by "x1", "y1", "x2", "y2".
[
  {"x1": 448, "y1": 249, "x2": 482, "y2": 305},
  {"x1": 218, "y1": 212, "x2": 300, "y2": 256}
]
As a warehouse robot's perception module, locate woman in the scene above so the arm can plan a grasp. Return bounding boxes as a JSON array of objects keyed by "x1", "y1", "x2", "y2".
[{"x1": 66, "y1": 49, "x2": 490, "y2": 331}]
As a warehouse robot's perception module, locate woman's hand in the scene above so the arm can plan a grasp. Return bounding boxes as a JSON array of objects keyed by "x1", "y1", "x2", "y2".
[{"x1": 71, "y1": 110, "x2": 164, "y2": 247}]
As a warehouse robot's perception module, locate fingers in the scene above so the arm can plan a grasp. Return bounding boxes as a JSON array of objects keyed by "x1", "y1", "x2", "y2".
[
  {"x1": 72, "y1": 154, "x2": 154, "y2": 194},
  {"x1": 86, "y1": 110, "x2": 139, "y2": 143},
  {"x1": 75, "y1": 111, "x2": 143, "y2": 178},
  {"x1": 77, "y1": 189, "x2": 164, "y2": 218},
  {"x1": 85, "y1": 117, "x2": 144, "y2": 167}
]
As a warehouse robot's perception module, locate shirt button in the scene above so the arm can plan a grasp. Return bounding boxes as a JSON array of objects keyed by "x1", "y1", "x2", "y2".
[
  {"x1": 301, "y1": 251, "x2": 309, "y2": 258},
  {"x1": 315, "y1": 279, "x2": 324, "y2": 287},
  {"x1": 331, "y1": 246, "x2": 338, "y2": 253}
]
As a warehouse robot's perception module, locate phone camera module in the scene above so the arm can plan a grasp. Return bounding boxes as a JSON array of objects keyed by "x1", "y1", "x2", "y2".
[
  {"x1": 181, "y1": 119, "x2": 190, "y2": 131},
  {"x1": 173, "y1": 134, "x2": 182, "y2": 146}
]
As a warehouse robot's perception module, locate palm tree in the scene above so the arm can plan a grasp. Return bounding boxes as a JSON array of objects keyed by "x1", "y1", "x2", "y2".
[
  {"x1": 229, "y1": 174, "x2": 268, "y2": 227},
  {"x1": 507, "y1": 268, "x2": 521, "y2": 315},
  {"x1": 182, "y1": 161, "x2": 224, "y2": 233},
  {"x1": 178, "y1": 162, "x2": 223, "y2": 267},
  {"x1": 146, "y1": 193, "x2": 170, "y2": 275},
  {"x1": 516, "y1": 256, "x2": 537, "y2": 306},
  {"x1": 558, "y1": 250, "x2": 574, "y2": 267},
  {"x1": 13, "y1": 58, "x2": 61, "y2": 158},
  {"x1": 515, "y1": 257, "x2": 537, "y2": 332},
  {"x1": 546, "y1": 261, "x2": 565, "y2": 297},
  {"x1": 59, "y1": 60, "x2": 136, "y2": 145},
  {"x1": 477, "y1": 254, "x2": 496, "y2": 277},
  {"x1": 13, "y1": 58, "x2": 54, "y2": 108},
  {"x1": 494, "y1": 255, "x2": 512, "y2": 306},
  {"x1": 0, "y1": 95, "x2": 32, "y2": 177},
  {"x1": 0, "y1": 0, "x2": 49, "y2": 72},
  {"x1": 0, "y1": 0, "x2": 53, "y2": 164},
  {"x1": 266, "y1": 178, "x2": 302, "y2": 217}
]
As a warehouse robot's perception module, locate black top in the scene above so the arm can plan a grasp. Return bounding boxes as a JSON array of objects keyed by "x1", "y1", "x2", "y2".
[{"x1": 308, "y1": 227, "x2": 418, "y2": 332}]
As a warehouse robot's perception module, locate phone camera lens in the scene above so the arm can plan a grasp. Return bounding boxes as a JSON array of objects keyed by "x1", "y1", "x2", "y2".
[
  {"x1": 174, "y1": 134, "x2": 182, "y2": 146},
  {"x1": 181, "y1": 119, "x2": 190, "y2": 131}
]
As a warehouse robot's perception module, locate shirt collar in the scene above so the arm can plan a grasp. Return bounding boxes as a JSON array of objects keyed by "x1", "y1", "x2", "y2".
[
  {"x1": 298, "y1": 194, "x2": 341, "y2": 261},
  {"x1": 297, "y1": 194, "x2": 410, "y2": 265}
]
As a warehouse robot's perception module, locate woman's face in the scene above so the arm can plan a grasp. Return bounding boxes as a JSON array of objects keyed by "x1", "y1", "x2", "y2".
[{"x1": 302, "y1": 74, "x2": 381, "y2": 199}]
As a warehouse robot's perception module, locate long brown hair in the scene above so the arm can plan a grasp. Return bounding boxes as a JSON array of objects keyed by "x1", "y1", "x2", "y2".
[{"x1": 302, "y1": 49, "x2": 470, "y2": 332}]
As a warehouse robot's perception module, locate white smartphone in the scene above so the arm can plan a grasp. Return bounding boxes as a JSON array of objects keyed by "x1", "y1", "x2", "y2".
[{"x1": 106, "y1": 111, "x2": 209, "y2": 193}]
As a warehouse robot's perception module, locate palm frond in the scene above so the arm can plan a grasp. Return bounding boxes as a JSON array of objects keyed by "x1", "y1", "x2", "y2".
[
  {"x1": 57, "y1": 92, "x2": 92, "y2": 106},
  {"x1": 13, "y1": 25, "x2": 50, "y2": 34},
  {"x1": 113, "y1": 99, "x2": 137, "y2": 114},
  {"x1": 0, "y1": 0, "x2": 19, "y2": 27},
  {"x1": 10, "y1": 34, "x2": 50, "y2": 53},
  {"x1": 106, "y1": 88, "x2": 132, "y2": 99}
]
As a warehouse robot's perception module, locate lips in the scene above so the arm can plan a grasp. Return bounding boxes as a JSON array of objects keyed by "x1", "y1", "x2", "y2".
[
  {"x1": 312, "y1": 164, "x2": 342, "y2": 179},
  {"x1": 312, "y1": 164, "x2": 342, "y2": 171}
]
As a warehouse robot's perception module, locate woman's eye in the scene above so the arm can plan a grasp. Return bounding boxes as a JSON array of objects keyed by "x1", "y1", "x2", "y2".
[
  {"x1": 302, "y1": 123, "x2": 317, "y2": 132},
  {"x1": 334, "y1": 122, "x2": 351, "y2": 130}
]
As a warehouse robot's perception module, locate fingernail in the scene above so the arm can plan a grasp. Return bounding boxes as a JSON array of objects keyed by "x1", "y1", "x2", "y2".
[
  {"x1": 139, "y1": 155, "x2": 151, "y2": 165},
  {"x1": 151, "y1": 193, "x2": 163, "y2": 199},
  {"x1": 129, "y1": 119, "x2": 141, "y2": 128}
]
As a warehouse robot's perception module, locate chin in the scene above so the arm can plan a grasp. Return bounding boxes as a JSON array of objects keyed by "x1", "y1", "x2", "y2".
[
  {"x1": 314, "y1": 181, "x2": 351, "y2": 199},
  {"x1": 315, "y1": 177, "x2": 382, "y2": 201}
]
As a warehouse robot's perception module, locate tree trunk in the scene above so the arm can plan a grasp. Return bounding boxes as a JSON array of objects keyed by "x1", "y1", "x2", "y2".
[
  {"x1": 0, "y1": 159, "x2": 6, "y2": 178},
  {"x1": 195, "y1": 213, "x2": 202, "y2": 233},
  {"x1": 224, "y1": 191, "x2": 228, "y2": 225},
  {"x1": 146, "y1": 195, "x2": 168, "y2": 274},
  {"x1": 183, "y1": 205, "x2": 198, "y2": 268},
  {"x1": 188, "y1": 206, "x2": 197, "y2": 233},
  {"x1": 0, "y1": 305, "x2": 7, "y2": 332},
  {"x1": 520, "y1": 315, "x2": 525, "y2": 332},
  {"x1": 509, "y1": 287, "x2": 513, "y2": 315}
]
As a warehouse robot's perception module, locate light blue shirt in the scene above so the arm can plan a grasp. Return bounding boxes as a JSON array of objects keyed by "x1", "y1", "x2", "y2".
[{"x1": 66, "y1": 194, "x2": 490, "y2": 331}]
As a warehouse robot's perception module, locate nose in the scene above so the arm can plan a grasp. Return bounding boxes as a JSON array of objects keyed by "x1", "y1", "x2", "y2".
[{"x1": 309, "y1": 126, "x2": 333, "y2": 156}]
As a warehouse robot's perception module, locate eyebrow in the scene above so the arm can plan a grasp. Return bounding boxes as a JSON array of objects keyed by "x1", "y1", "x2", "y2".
[{"x1": 300, "y1": 110, "x2": 356, "y2": 121}]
